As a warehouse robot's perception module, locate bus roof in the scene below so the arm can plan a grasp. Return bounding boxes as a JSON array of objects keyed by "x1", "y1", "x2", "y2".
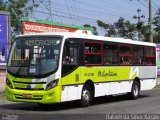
[{"x1": 17, "y1": 32, "x2": 156, "y2": 47}]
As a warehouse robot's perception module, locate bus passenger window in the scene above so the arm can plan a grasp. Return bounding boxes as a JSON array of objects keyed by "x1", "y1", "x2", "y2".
[
  {"x1": 103, "y1": 44, "x2": 118, "y2": 65},
  {"x1": 119, "y1": 45, "x2": 133, "y2": 65},
  {"x1": 84, "y1": 41, "x2": 103, "y2": 65},
  {"x1": 145, "y1": 47, "x2": 155, "y2": 65},
  {"x1": 133, "y1": 46, "x2": 144, "y2": 65}
]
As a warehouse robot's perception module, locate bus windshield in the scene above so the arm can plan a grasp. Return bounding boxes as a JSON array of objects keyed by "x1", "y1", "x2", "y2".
[{"x1": 7, "y1": 36, "x2": 62, "y2": 77}]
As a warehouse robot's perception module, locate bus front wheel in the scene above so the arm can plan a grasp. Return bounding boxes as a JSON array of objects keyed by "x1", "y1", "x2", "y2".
[{"x1": 80, "y1": 84, "x2": 93, "y2": 107}]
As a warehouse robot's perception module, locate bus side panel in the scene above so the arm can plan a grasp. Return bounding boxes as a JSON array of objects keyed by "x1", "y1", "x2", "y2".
[
  {"x1": 140, "y1": 79, "x2": 156, "y2": 91},
  {"x1": 60, "y1": 66, "x2": 156, "y2": 102},
  {"x1": 109, "y1": 81, "x2": 133, "y2": 95},
  {"x1": 61, "y1": 85, "x2": 83, "y2": 102},
  {"x1": 91, "y1": 82, "x2": 133, "y2": 97},
  {"x1": 137, "y1": 66, "x2": 156, "y2": 90},
  {"x1": 94, "y1": 83, "x2": 110, "y2": 97},
  {"x1": 61, "y1": 67, "x2": 83, "y2": 102},
  {"x1": 138, "y1": 66, "x2": 156, "y2": 79}
]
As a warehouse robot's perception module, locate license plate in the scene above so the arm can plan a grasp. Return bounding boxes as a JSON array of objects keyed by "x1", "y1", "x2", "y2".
[{"x1": 22, "y1": 94, "x2": 32, "y2": 98}]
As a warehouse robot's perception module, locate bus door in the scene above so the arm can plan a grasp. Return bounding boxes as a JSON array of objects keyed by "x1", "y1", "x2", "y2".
[{"x1": 61, "y1": 39, "x2": 80, "y2": 101}]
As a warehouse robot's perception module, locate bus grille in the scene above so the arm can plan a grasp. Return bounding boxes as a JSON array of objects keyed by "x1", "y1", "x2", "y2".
[{"x1": 13, "y1": 81, "x2": 46, "y2": 90}]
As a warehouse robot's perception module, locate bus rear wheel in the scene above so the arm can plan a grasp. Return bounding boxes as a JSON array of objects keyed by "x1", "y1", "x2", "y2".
[
  {"x1": 129, "y1": 81, "x2": 140, "y2": 99},
  {"x1": 80, "y1": 84, "x2": 93, "y2": 107}
]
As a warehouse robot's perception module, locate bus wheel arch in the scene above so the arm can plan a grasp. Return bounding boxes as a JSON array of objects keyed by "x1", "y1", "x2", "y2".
[{"x1": 80, "y1": 80, "x2": 95, "y2": 107}]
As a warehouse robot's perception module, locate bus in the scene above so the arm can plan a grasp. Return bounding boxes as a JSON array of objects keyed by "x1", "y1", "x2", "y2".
[
  {"x1": 6, "y1": 32, "x2": 157, "y2": 107},
  {"x1": 156, "y1": 44, "x2": 160, "y2": 76}
]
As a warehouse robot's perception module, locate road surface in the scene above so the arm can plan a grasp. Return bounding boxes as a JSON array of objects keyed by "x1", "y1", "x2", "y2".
[{"x1": 0, "y1": 89, "x2": 160, "y2": 120}]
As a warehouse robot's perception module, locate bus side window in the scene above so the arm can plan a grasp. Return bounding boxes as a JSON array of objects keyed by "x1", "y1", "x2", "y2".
[
  {"x1": 84, "y1": 41, "x2": 103, "y2": 65},
  {"x1": 133, "y1": 46, "x2": 144, "y2": 65},
  {"x1": 62, "y1": 44, "x2": 79, "y2": 76},
  {"x1": 63, "y1": 46, "x2": 78, "y2": 65},
  {"x1": 103, "y1": 43, "x2": 118, "y2": 65},
  {"x1": 145, "y1": 47, "x2": 156, "y2": 65},
  {"x1": 119, "y1": 45, "x2": 133, "y2": 65}
]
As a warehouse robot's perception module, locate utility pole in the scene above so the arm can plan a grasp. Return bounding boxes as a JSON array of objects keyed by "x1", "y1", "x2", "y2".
[
  {"x1": 130, "y1": 0, "x2": 153, "y2": 42},
  {"x1": 133, "y1": 9, "x2": 145, "y2": 41},
  {"x1": 149, "y1": 0, "x2": 153, "y2": 42},
  {"x1": 32, "y1": 0, "x2": 53, "y2": 21}
]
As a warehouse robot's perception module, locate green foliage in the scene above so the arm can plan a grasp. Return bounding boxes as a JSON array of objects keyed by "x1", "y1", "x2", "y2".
[
  {"x1": 97, "y1": 17, "x2": 136, "y2": 39},
  {"x1": 107, "y1": 24, "x2": 116, "y2": 37},
  {"x1": 84, "y1": 24, "x2": 98, "y2": 35},
  {"x1": 153, "y1": 8, "x2": 160, "y2": 43},
  {"x1": 97, "y1": 20, "x2": 109, "y2": 36},
  {"x1": 0, "y1": 0, "x2": 38, "y2": 32},
  {"x1": 140, "y1": 24, "x2": 150, "y2": 42},
  {"x1": 0, "y1": 0, "x2": 6, "y2": 10},
  {"x1": 114, "y1": 17, "x2": 136, "y2": 39}
]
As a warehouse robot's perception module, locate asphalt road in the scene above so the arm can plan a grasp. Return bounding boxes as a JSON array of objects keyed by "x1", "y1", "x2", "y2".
[{"x1": 0, "y1": 89, "x2": 160, "y2": 120}]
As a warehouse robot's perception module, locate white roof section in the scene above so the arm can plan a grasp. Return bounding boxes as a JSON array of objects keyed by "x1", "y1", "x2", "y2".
[{"x1": 17, "y1": 32, "x2": 156, "y2": 47}]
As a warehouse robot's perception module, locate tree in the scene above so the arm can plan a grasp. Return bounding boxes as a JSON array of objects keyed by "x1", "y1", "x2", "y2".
[
  {"x1": 140, "y1": 24, "x2": 150, "y2": 42},
  {"x1": 96, "y1": 18, "x2": 136, "y2": 39},
  {"x1": 107, "y1": 24, "x2": 116, "y2": 37},
  {"x1": 114, "y1": 17, "x2": 136, "y2": 39},
  {"x1": 124, "y1": 20, "x2": 135, "y2": 39},
  {"x1": 97, "y1": 20, "x2": 109, "y2": 36},
  {"x1": 83, "y1": 24, "x2": 98, "y2": 35},
  {"x1": 0, "y1": 0, "x2": 38, "y2": 34},
  {"x1": 0, "y1": 0, "x2": 6, "y2": 10},
  {"x1": 153, "y1": 8, "x2": 160, "y2": 43}
]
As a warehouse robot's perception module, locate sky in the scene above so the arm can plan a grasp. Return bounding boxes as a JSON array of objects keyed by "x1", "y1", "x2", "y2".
[{"x1": 31, "y1": 0, "x2": 160, "y2": 35}]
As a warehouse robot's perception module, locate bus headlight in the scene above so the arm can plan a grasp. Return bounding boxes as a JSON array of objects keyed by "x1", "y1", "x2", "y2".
[
  {"x1": 6, "y1": 78, "x2": 13, "y2": 89},
  {"x1": 46, "y1": 79, "x2": 59, "y2": 90}
]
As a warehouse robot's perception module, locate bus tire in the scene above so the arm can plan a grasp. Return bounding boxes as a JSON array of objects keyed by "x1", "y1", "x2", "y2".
[
  {"x1": 129, "y1": 81, "x2": 140, "y2": 99},
  {"x1": 80, "y1": 84, "x2": 93, "y2": 107}
]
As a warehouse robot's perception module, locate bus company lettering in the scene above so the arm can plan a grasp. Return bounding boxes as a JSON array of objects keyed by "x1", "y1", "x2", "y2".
[{"x1": 98, "y1": 70, "x2": 117, "y2": 77}]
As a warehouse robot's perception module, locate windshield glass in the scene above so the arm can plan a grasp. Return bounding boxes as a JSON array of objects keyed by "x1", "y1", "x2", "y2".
[{"x1": 7, "y1": 36, "x2": 62, "y2": 77}]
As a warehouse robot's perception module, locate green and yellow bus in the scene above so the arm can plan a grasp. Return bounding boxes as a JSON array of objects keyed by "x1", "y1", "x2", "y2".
[{"x1": 6, "y1": 32, "x2": 157, "y2": 107}]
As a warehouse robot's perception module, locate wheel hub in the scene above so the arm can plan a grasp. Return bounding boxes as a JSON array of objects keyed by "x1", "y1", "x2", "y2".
[{"x1": 82, "y1": 89, "x2": 90, "y2": 102}]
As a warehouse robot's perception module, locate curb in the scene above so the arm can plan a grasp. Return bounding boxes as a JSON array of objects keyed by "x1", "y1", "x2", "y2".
[{"x1": 154, "y1": 85, "x2": 160, "y2": 89}]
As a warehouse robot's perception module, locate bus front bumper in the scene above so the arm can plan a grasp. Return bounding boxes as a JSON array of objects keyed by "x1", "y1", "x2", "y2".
[{"x1": 5, "y1": 85, "x2": 61, "y2": 104}]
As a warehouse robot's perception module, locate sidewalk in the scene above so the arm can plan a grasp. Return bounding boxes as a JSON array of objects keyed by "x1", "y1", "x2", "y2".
[{"x1": 0, "y1": 70, "x2": 6, "y2": 93}]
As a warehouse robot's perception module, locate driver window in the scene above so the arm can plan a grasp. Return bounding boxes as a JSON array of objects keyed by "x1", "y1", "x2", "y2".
[
  {"x1": 63, "y1": 46, "x2": 78, "y2": 65},
  {"x1": 62, "y1": 45, "x2": 79, "y2": 76}
]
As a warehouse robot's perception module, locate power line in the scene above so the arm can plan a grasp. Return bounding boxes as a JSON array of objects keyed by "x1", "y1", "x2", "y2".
[
  {"x1": 53, "y1": 1, "x2": 134, "y2": 20},
  {"x1": 71, "y1": 0, "x2": 80, "y2": 24},
  {"x1": 142, "y1": 0, "x2": 157, "y2": 12},
  {"x1": 152, "y1": 0, "x2": 159, "y2": 9},
  {"x1": 33, "y1": 10, "x2": 97, "y2": 23},
  {"x1": 54, "y1": 4, "x2": 133, "y2": 21},
  {"x1": 74, "y1": 0, "x2": 136, "y2": 17},
  {"x1": 64, "y1": 0, "x2": 74, "y2": 24}
]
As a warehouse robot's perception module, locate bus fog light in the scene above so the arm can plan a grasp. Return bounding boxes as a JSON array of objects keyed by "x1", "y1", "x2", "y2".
[
  {"x1": 6, "y1": 78, "x2": 13, "y2": 89},
  {"x1": 46, "y1": 79, "x2": 59, "y2": 90}
]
